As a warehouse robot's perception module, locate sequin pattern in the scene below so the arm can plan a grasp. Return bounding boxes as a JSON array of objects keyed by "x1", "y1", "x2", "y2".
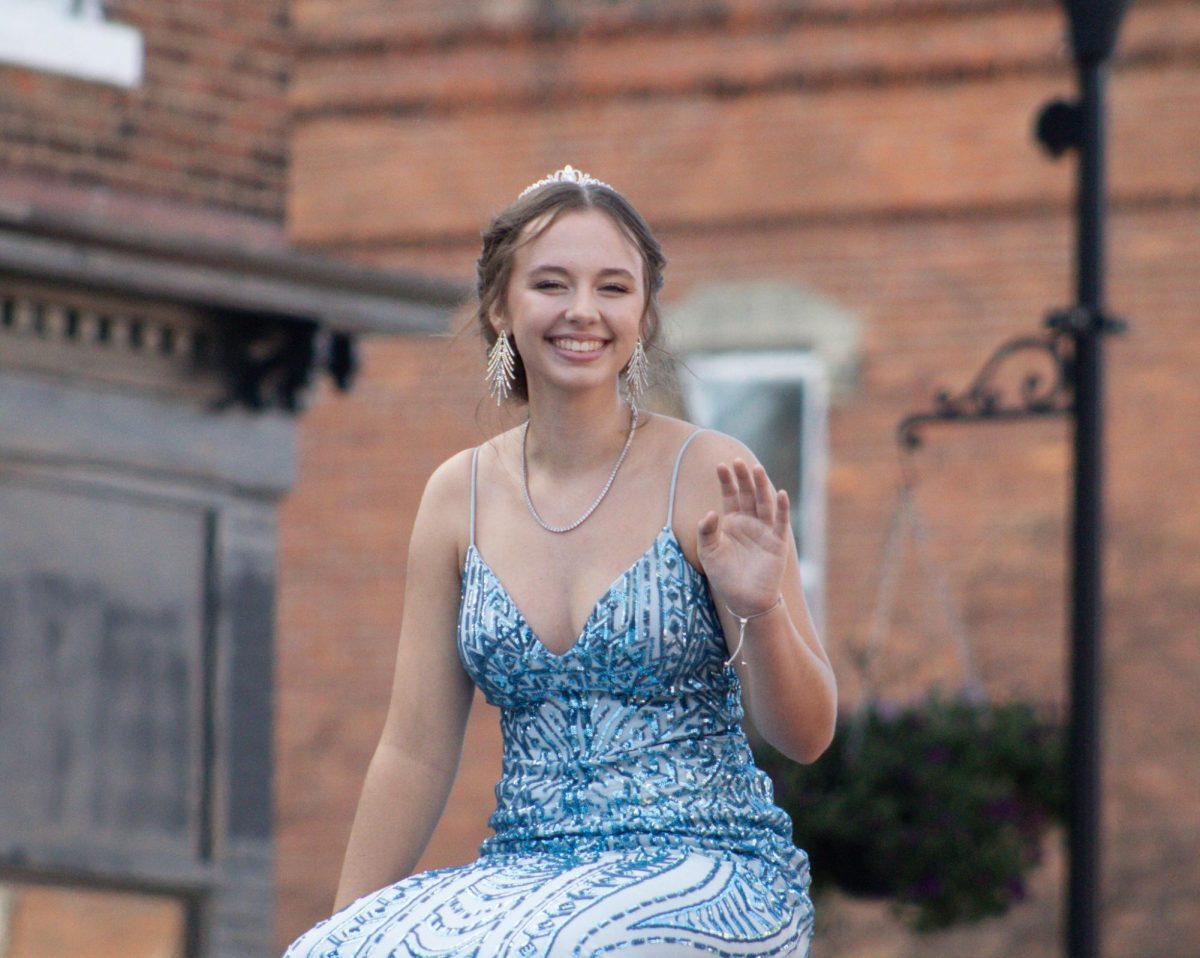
[{"x1": 286, "y1": 486, "x2": 813, "y2": 956}]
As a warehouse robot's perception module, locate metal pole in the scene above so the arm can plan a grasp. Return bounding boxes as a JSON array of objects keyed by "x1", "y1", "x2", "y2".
[
  {"x1": 1067, "y1": 55, "x2": 1107, "y2": 958},
  {"x1": 894, "y1": 6, "x2": 1128, "y2": 951}
]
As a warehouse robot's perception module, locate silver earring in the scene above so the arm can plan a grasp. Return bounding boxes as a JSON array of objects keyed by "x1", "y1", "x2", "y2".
[
  {"x1": 486, "y1": 330, "x2": 516, "y2": 404},
  {"x1": 624, "y1": 338, "x2": 649, "y2": 401}
]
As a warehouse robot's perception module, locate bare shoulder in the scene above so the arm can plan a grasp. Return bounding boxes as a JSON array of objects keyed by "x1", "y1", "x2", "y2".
[
  {"x1": 667, "y1": 427, "x2": 762, "y2": 551},
  {"x1": 422, "y1": 448, "x2": 476, "y2": 513},
  {"x1": 637, "y1": 413, "x2": 734, "y2": 458},
  {"x1": 412, "y1": 447, "x2": 479, "y2": 567},
  {"x1": 681, "y1": 427, "x2": 757, "y2": 468},
  {"x1": 644, "y1": 416, "x2": 759, "y2": 477}
]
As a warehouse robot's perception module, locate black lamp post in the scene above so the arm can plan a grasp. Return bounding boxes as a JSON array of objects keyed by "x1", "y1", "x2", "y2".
[
  {"x1": 1053, "y1": 5, "x2": 1130, "y2": 956},
  {"x1": 898, "y1": 2, "x2": 1131, "y2": 955}
]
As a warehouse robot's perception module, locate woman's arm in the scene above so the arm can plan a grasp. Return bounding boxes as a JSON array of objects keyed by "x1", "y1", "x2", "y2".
[
  {"x1": 332, "y1": 454, "x2": 476, "y2": 912},
  {"x1": 681, "y1": 434, "x2": 837, "y2": 765},
  {"x1": 715, "y1": 493, "x2": 837, "y2": 765}
]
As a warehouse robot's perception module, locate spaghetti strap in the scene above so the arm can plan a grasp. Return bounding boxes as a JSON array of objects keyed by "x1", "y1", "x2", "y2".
[
  {"x1": 469, "y1": 447, "x2": 480, "y2": 548},
  {"x1": 666, "y1": 429, "x2": 707, "y2": 528}
]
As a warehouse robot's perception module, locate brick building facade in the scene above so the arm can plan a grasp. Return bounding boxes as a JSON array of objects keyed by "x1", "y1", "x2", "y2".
[
  {"x1": 2, "y1": 0, "x2": 289, "y2": 220},
  {"x1": 278, "y1": 1, "x2": 1199, "y2": 956},
  {"x1": 1, "y1": 1, "x2": 1195, "y2": 956}
]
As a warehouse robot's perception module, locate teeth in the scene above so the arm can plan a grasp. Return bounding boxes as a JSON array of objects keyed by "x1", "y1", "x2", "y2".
[{"x1": 553, "y1": 338, "x2": 604, "y2": 353}]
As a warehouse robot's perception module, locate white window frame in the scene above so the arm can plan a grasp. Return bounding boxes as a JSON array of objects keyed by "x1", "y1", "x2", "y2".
[
  {"x1": 681, "y1": 350, "x2": 829, "y2": 633},
  {"x1": 0, "y1": 0, "x2": 143, "y2": 87}
]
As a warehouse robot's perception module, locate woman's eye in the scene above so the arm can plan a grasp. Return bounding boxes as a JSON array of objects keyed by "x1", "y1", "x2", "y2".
[
  {"x1": 601, "y1": 284, "x2": 630, "y2": 294},
  {"x1": 534, "y1": 280, "x2": 565, "y2": 290}
]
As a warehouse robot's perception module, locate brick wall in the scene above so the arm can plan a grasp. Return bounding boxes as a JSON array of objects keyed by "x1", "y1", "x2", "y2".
[
  {"x1": 278, "y1": 0, "x2": 1200, "y2": 954},
  {"x1": 276, "y1": 328, "x2": 512, "y2": 934},
  {"x1": 0, "y1": 0, "x2": 290, "y2": 221}
]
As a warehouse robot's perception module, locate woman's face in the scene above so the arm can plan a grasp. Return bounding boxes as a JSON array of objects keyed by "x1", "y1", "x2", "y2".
[{"x1": 498, "y1": 208, "x2": 646, "y2": 401}]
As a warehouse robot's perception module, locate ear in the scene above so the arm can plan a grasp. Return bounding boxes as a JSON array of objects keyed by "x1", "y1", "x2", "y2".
[{"x1": 487, "y1": 302, "x2": 507, "y2": 336}]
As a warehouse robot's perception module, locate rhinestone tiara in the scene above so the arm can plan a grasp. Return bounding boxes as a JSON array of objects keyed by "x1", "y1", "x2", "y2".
[{"x1": 517, "y1": 164, "x2": 613, "y2": 200}]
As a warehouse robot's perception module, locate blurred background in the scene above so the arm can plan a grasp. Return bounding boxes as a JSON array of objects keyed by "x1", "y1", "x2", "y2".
[{"x1": 0, "y1": 1, "x2": 1196, "y2": 956}]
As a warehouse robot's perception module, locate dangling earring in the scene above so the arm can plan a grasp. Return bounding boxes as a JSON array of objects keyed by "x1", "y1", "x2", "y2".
[
  {"x1": 624, "y1": 338, "x2": 649, "y2": 401},
  {"x1": 486, "y1": 330, "x2": 516, "y2": 404}
]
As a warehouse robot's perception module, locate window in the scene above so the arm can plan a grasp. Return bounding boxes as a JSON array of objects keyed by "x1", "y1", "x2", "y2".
[
  {"x1": 0, "y1": 0, "x2": 143, "y2": 87},
  {"x1": 681, "y1": 351, "x2": 829, "y2": 631}
]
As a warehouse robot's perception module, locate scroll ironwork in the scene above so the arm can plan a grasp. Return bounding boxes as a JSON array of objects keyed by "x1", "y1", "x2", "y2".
[{"x1": 897, "y1": 308, "x2": 1123, "y2": 450}]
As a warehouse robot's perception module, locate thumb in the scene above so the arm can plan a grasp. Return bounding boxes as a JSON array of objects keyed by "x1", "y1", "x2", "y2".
[{"x1": 697, "y1": 510, "x2": 720, "y2": 551}]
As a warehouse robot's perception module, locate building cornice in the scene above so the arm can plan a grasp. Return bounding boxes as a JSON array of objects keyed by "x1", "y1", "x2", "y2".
[
  {"x1": 0, "y1": 202, "x2": 468, "y2": 412},
  {"x1": 0, "y1": 203, "x2": 465, "y2": 336}
]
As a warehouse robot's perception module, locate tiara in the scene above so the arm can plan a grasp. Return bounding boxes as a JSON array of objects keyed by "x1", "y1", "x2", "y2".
[{"x1": 518, "y1": 164, "x2": 613, "y2": 199}]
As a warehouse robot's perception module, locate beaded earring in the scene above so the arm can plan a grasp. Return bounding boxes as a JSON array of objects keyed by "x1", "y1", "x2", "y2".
[
  {"x1": 624, "y1": 338, "x2": 649, "y2": 401},
  {"x1": 486, "y1": 330, "x2": 516, "y2": 404}
]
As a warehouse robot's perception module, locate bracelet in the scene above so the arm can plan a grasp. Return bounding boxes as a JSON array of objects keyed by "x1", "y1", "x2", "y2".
[{"x1": 723, "y1": 594, "x2": 784, "y2": 667}]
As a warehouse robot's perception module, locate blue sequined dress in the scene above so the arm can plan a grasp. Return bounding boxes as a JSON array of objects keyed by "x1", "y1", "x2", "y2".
[{"x1": 285, "y1": 432, "x2": 814, "y2": 957}]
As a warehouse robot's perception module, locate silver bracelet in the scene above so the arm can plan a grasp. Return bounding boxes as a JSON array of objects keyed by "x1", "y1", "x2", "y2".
[{"x1": 723, "y1": 594, "x2": 784, "y2": 667}]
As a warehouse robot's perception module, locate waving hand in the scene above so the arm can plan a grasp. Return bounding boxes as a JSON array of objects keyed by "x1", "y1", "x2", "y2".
[{"x1": 696, "y1": 458, "x2": 791, "y2": 618}]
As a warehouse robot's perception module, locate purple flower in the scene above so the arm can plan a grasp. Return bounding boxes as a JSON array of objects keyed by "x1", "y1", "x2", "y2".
[
  {"x1": 926, "y1": 745, "x2": 951, "y2": 764},
  {"x1": 874, "y1": 698, "x2": 901, "y2": 721},
  {"x1": 985, "y1": 797, "x2": 1021, "y2": 821},
  {"x1": 911, "y1": 874, "x2": 944, "y2": 900}
]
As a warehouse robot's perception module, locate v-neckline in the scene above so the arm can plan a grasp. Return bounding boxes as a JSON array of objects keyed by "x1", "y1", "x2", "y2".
[{"x1": 467, "y1": 526, "x2": 676, "y2": 659}]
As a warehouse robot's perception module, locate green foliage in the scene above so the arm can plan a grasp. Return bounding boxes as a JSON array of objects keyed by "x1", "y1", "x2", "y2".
[{"x1": 755, "y1": 694, "x2": 1065, "y2": 932}]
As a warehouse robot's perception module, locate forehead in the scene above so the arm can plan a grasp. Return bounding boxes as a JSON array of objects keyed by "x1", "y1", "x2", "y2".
[{"x1": 516, "y1": 208, "x2": 642, "y2": 274}]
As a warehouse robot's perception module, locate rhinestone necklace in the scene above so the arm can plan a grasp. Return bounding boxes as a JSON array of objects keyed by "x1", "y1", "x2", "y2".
[{"x1": 521, "y1": 404, "x2": 638, "y2": 534}]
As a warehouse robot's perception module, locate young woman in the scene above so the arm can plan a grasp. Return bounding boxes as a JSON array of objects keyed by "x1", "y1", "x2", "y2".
[{"x1": 284, "y1": 166, "x2": 837, "y2": 957}]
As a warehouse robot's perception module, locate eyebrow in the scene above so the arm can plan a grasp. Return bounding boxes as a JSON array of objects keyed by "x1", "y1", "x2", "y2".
[{"x1": 527, "y1": 264, "x2": 637, "y2": 280}]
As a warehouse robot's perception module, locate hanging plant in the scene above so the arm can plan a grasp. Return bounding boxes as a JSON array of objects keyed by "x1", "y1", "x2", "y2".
[{"x1": 755, "y1": 693, "x2": 1065, "y2": 931}]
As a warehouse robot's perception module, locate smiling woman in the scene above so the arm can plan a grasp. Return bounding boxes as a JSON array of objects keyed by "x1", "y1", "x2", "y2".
[
  {"x1": 500, "y1": 209, "x2": 645, "y2": 404},
  {"x1": 473, "y1": 171, "x2": 665, "y2": 406},
  {"x1": 284, "y1": 167, "x2": 837, "y2": 957}
]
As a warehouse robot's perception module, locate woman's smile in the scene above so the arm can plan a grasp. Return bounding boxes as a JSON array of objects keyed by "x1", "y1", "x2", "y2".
[
  {"x1": 498, "y1": 208, "x2": 646, "y2": 396},
  {"x1": 548, "y1": 335, "x2": 608, "y2": 358}
]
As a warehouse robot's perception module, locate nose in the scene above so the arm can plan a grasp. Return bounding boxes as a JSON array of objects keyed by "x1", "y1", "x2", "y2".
[{"x1": 563, "y1": 288, "x2": 601, "y2": 323}]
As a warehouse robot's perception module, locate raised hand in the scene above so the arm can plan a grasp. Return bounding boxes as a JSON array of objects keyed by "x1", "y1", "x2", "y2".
[{"x1": 696, "y1": 458, "x2": 791, "y2": 618}]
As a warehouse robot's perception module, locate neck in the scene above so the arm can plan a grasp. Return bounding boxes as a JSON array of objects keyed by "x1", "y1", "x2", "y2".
[{"x1": 524, "y1": 388, "x2": 634, "y2": 475}]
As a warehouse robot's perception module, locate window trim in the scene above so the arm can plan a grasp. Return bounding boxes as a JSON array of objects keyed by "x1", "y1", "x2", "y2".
[
  {"x1": 0, "y1": 2, "x2": 143, "y2": 87},
  {"x1": 681, "y1": 350, "x2": 829, "y2": 633}
]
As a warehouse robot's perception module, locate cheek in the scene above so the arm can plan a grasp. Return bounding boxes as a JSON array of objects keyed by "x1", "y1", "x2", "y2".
[{"x1": 627, "y1": 300, "x2": 648, "y2": 333}]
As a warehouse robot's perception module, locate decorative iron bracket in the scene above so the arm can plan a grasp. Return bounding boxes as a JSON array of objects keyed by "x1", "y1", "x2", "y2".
[
  {"x1": 214, "y1": 317, "x2": 359, "y2": 414},
  {"x1": 898, "y1": 307, "x2": 1125, "y2": 449}
]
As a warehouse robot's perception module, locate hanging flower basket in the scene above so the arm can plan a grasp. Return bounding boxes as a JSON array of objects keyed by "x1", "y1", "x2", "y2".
[{"x1": 755, "y1": 693, "x2": 1065, "y2": 932}]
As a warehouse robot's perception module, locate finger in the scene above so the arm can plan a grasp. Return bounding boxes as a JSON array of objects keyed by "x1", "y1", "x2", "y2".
[
  {"x1": 732, "y1": 459, "x2": 756, "y2": 513},
  {"x1": 752, "y1": 463, "x2": 775, "y2": 525},
  {"x1": 774, "y1": 488, "x2": 790, "y2": 539},
  {"x1": 697, "y1": 510, "x2": 721, "y2": 549},
  {"x1": 716, "y1": 462, "x2": 739, "y2": 515}
]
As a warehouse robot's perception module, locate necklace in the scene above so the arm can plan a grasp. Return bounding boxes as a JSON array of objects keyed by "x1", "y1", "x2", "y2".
[{"x1": 521, "y1": 404, "x2": 638, "y2": 534}]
